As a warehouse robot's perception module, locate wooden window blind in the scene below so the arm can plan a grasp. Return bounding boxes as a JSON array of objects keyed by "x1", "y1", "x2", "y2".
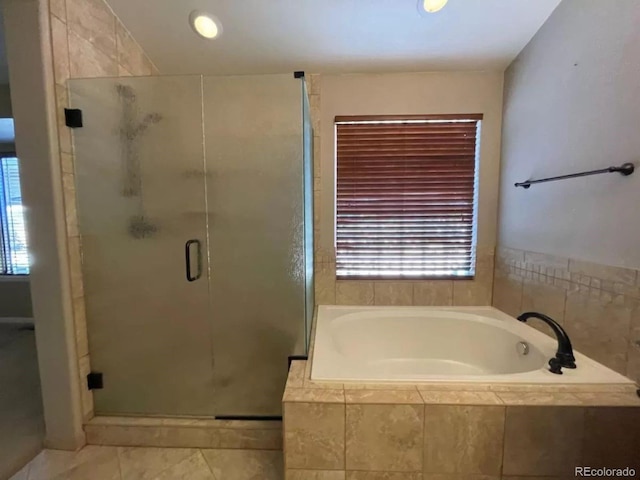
[{"x1": 335, "y1": 114, "x2": 482, "y2": 279}]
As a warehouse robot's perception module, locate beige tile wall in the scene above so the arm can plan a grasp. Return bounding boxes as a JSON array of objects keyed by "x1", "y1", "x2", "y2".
[
  {"x1": 493, "y1": 246, "x2": 640, "y2": 383},
  {"x1": 308, "y1": 74, "x2": 496, "y2": 308},
  {"x1": 48, "y1": 0, "x2": 159, "y2": 421},
  {"x1": 317, "y1": 247, "x2": 495, "y2": 308}
]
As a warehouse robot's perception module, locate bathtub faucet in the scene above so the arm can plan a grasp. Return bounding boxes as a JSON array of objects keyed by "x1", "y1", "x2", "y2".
[{"x1": 517, "y1": 312, "x2": 576, "y2": 374}]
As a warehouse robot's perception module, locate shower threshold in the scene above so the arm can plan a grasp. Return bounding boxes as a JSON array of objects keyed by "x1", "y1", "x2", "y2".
[
  {"x1": 85, "y1": 415, "x2": 283, "y2": 449},
  {"x1": 215, "y1": 415, "x2": 282, "y2": 421}
]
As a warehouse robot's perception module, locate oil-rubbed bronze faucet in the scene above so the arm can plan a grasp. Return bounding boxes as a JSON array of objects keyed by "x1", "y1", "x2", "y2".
[{"x1": 517, "y1": 312, "x2": 576, "y2": 375}]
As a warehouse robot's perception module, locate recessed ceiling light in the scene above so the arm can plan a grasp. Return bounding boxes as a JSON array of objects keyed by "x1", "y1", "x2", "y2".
[
  {"x1": 189, "y1": 11, "x2": 222, "y2": 39},
  {"x1": 421, "y1": 0, "x2": 449, "y2": 13}
]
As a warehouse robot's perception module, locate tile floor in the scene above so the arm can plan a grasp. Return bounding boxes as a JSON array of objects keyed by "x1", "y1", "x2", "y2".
[
  {"x1": 0, "y1": 324, "x2": 45, "y2": 480},
  {"x1": 9, "y1": 446, "x2": 284, "y2": 480}
]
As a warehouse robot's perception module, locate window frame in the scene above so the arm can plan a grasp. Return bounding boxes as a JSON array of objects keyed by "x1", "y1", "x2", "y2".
[
  {"x1": 333, "y1": 114, "x2": 482, "y2": 280},
  {"x1": 0, "y1": 152, "x2": 29, "y2": 277}
]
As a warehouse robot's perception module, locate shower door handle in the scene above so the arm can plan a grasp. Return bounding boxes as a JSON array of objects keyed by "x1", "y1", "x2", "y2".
[{"x1": 185, "y1": 239, "x2": 202, "y2": 282}]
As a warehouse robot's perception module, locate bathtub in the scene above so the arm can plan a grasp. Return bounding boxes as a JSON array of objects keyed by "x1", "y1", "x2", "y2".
[{"x1": 311, "y1": 305, "x2": 634, "y2": 385}]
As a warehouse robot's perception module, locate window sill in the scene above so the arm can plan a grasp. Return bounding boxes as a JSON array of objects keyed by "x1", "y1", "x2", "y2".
[
  {"x1": 0, "y1": 275, "x2": 30, "y2": 283},
  {"x1": 336, "y1": 276, "x2": 475, "y2": 281}
]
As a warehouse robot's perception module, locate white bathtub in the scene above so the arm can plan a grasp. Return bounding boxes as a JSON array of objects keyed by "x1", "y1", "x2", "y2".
[{"x1": 311, "y1": 305, "x2": 634, "y2": 385}]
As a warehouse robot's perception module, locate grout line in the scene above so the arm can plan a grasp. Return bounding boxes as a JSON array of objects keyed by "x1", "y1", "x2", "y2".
[
  {"x1": 372, "y1": 281, "x2": 377, "y2": 306},
  {"x1": 343, "y1": 394, "x2": 347, "y2": 471},
  {"x1": 102, "y1": 0, "x2": 159, "y2": 73},
  {"x1": 499, "y1": 404, "x2": 507, "y2": 477},
  {"x1": 560, "y1": 283, "x2": 568, "y2": 325},
  {"x1": 199, "y1": 450, "x2": 219, "y2": 480},
  {"x1": 578, "y1": 407, "x2": 588, "y2": 467},
  {"x1": 115, "y1": 16, "x2": 122, "y2": 68},
  {"x1": 412, "y1": 281, "x2": 419, "y2": 307},
  {"x1": 115, "y1": 446, "x2": 124, "y2": 479},
  {"x1": 421, "y1": 401, "x2": 426, "y2": 474},
  {"x1": 115, "y1": 445, "x2": 123, "y2": 480}
]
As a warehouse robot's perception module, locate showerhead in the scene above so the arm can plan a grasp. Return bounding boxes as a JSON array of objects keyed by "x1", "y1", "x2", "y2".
[
  {"x1": 116, "y1": 84, "x2": 136, "y2": 102},
  {"x1": 128, "y1": 215, "x2": 159, "y2": 239}
]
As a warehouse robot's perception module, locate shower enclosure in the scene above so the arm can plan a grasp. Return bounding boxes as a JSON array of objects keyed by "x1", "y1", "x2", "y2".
[{"x1": 69, "y1": 73, "x2": 314, "y2": 418}]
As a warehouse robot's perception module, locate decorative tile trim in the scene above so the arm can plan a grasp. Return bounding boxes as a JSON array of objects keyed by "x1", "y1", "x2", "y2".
[
  {"x1": 496, "y1": 246, "x2": 640, "y2": 299},
  {"x1": 494, "y1": 245, "x2": 640, "y2": 383}
]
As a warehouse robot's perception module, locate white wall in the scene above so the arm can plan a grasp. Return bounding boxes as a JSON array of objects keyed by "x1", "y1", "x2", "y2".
[
  {"x1": 0, "y1": 84, "x2": 12, "y2": 117},
  {"x1": 318, "y1": 71, "x2": 505, "y2": 254},
  {"x1": 498, "y1": 0, "x2": 640, "y2": 269},
  {"x1": 3, "y1": 0, "x2": 85, "y2": 449},
  {"x1": 0, "y1": 277, "x2": 32, "y2": 317}
]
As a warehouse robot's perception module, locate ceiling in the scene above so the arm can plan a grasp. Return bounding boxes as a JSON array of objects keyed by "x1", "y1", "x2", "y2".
[{"x1": 105, "y1": 0, "x2": 561, "y2": 75}]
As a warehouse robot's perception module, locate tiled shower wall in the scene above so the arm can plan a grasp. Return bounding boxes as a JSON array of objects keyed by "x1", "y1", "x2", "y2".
[
  {"x1": 308, "y1": 74, "x2": 496, "y2": 308},
  {"x1": 48, "y1": 0, "x2": 159, "y2": 420},
  {"x1": 493, "y1": 246, "x2": 640, "y2": 383}
]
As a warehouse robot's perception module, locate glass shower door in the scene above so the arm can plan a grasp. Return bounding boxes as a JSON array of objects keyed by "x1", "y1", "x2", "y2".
[
  {"x1": 204, "y1": 74, "x2": 307, "y2": 417},
  {"x1": 69, "y1": 75, "x2": 215, "y2": 416}
]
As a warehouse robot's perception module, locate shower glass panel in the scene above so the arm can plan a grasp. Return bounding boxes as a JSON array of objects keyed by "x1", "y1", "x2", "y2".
[
  {"x1": 70, "y1": 73, "x2": 312, "y2": 418},
  {"x1": 69, "y1": 76, "x2": 215, "y2": 416},
  {"x1": 204, "y1": 74, "x2": 306, "y2": 416},
  {"x1": 302, "y1": 79, "x2": 315, "y2": 348}
]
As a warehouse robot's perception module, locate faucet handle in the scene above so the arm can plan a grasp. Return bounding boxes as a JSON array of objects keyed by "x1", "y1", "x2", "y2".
[{"x1": 548, "y1": 357, "x2": 563, "y2": 375}]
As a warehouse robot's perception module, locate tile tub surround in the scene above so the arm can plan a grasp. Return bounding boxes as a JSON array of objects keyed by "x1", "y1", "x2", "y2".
[
  {"x1": 493, "y1": 246, "x2": 640, "y2": 383},
  {"x1": 84, "y1": 416, "x2": 282, "y2": 450},
  {"x1": 315, "y1": 248, "x2": 496, "y2": 308},
  {"x1": 283, "y1": 361, "x2": 640, "y2": 479},
  {"x1": 10, "y1": 445, "x2": 283, "y2": 480}
]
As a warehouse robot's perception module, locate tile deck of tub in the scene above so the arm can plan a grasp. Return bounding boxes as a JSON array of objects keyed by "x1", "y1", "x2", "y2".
[{"x1": 283, "y1": 355, "x2": 640, "y2": 479}]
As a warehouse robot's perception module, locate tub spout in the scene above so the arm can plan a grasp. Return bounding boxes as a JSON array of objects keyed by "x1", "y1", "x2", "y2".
[{"x1": 517, "y1": 312, "x2": 576, "y2": 374}]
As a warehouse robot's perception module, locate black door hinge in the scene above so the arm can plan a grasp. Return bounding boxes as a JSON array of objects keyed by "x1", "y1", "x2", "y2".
[
  {"x1": 64, "y1": 108, "x2": 83, "y2": 128},
  {"x1": 87, "y1": 372, "x2": 103, "y2": 390}
]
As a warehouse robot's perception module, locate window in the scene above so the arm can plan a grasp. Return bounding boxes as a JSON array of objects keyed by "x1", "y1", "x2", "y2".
[
  {"x1": 0, "y1": 156, "x2": 29, "y2": 275},
  {"x1": 335, "y1": 114, "x2": 481, "y2": 279}
]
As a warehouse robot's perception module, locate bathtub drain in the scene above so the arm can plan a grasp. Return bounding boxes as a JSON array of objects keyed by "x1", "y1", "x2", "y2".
[{"x1": 516, "y1": 341, "x2": 530, "y2": 356}]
